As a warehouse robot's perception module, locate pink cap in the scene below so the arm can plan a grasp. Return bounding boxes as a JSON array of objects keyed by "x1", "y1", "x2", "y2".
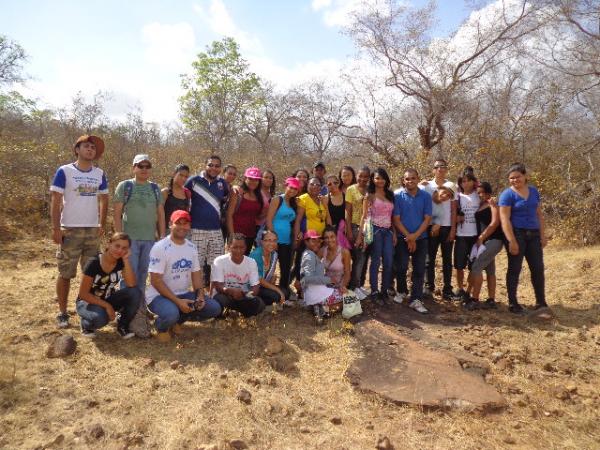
[
  {"x1": 284, "y1": 177, "x2": 300, "y2": 190},
  {"x1": 304, "y1": 229, "x2": 322, "y2": 240},
  {"x1": 244, "y1": 167, "x2": 262, "y2": 179}
]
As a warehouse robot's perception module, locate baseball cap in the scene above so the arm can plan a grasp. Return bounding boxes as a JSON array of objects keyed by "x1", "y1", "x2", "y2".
[
  {"x1": 133, "y1": 154, "x2": 151, "y2": 166},
  {"x1": 74, "y1": 135, "x2": 105, "y2": 159},
  {"x1": 313, "y1": 161, "x2": 325, "y2": 169},
  {"x1": 304, "y1": 229, "x2": 322, "y2": 240},
  {"x1": 244, "y1": 167, "x2": 262, "y2": 179},
  {"x1": 441, "y1": 181, "x2": 456, "y2": 196},
  {"x1": 170, "y1": 210, "x2": 192, "y2": 224},
  {"x1": 284, "y1": 177, "x2": 300, "y2": 190}
]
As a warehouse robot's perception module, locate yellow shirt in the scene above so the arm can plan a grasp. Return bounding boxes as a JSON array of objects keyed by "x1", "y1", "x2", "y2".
[
  {"x1": 345, "y1": 184, "x2": 366, "y2": 225},
  {"x1": 298, "y1": 193, "x2": 326, "y2": 234}
]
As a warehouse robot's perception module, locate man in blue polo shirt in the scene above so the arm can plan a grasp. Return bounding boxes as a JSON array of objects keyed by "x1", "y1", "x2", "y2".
[
  {"x1": 185, "y1": 155, "x2": 229, "y2": 283},
  {"x1": 392, "y1": 168, "x2": 432, "y2": 314}
]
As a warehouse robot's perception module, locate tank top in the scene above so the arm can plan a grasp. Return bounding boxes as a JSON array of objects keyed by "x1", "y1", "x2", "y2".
[
  {"x1": 327, "y1": 193, "x2": 346, "y2": 230},
  {"x1": 164, "y1": 191, "x2": 189, "y2": 225},
  {"x1": 371, "y1": 197, "x2": 393, "y2": 228},
  {"x1": 233, "y1": 194, "x2": 262, "y2": 238},
  {"x1": 323, "y1": 247, "x2": 344, "y2": 286},
  {"x1": 475, "y1": 205, "x2": 505, "y2": 242},
  {"x1": 273, "y1": 196, "x2": 296, "y2": 245}
]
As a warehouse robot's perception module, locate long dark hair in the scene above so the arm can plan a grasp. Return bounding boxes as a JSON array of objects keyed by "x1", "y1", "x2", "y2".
[
  {"x1": 263, "y1": 169, "x2": 276, "y2": 196},
  {"x1": 338, "y1": 165, "x2": 356, "y2": 187},
  {"x1": 169, "y1": 164, "x2": 190, "y2": 193},
  {"x1": 368, "y1": 167, "x2": 394, "y2": 202},
  {"x1": 292, "y1": 168, "x2": 310, "y2": 194},
  {"x1": 457, "y1": 166, "x2": 475, "y2": 193},
  {"x1": 241, "y1": 177, "x2": 264, "y2": 210}
]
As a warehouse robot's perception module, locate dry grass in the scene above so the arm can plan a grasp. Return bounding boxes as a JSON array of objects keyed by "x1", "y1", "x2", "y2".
[{"x1": 0, "y1": 235, "x2": 599, "y2": 450}]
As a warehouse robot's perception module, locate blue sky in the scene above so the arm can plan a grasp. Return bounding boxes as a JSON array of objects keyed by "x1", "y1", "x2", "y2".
[{"x1": 1, "y1": 0, "x2": 471, "y2": 122}]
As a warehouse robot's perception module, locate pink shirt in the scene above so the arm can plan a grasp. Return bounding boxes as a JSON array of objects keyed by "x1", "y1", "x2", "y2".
[{"x1": 371, "y1": 197, "x2": 393, "y2": 228}]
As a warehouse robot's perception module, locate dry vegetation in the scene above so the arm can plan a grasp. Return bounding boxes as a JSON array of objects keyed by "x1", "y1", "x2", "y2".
[{"x1": 0, "y1": 228, "x2": 599, "y2": 450}]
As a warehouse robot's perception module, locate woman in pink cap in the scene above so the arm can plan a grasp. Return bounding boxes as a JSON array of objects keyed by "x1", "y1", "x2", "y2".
[
  {"x1": 257, "y1": 169, "x2": 276, "y2": 227},
  {"x1": 265, "y1": 177, "x2": 300, "y2": 300},
  {"x1": 226, "y1": 167, "x2": 264, "y2": 254}
]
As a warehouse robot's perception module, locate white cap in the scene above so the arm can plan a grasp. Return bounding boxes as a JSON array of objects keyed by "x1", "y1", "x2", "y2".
[{"x1": 132, "y1": 154, "x2": 151, "y2": 165}]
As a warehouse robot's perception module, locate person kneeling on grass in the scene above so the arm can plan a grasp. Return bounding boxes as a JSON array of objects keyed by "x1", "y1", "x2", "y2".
[
  {"x1": 76, "y1": 232, "x2": 141, "y2": 339},
  {"x1": 146, "y1": 210, "x2": 222, "y2": 343},
  {"x1": 300, "y1": 229, "x2": 344, "y2": 325},
  {"x1": 211, "y1": 233, "x2": 265, "y2": 317},
  {"x1": 249, "y1": 229, "x2": 287, "y2": 308}
]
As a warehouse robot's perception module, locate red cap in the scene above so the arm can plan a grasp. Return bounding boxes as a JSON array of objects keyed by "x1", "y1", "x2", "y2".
[{"x1": 170, "y1": 210, "x2": 192, "y2": 224}]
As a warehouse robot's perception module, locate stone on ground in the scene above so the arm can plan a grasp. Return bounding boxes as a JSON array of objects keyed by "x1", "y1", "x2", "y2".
[{"x1": 46, "y1": 335, "x2": 77, "y2": 358}]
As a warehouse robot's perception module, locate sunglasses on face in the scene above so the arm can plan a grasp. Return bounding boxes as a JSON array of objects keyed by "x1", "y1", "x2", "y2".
[
  {"x1": 207, "y1": 163, "x2": 221, "y2": 168},
  {"x1": 137, "y1": 164, "x2": 152, "y2": 169}
]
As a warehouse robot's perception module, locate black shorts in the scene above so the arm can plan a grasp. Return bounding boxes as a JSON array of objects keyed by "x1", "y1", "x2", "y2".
[{"x1": 454, "y1": 236, "x2": 477, "y2": 270}]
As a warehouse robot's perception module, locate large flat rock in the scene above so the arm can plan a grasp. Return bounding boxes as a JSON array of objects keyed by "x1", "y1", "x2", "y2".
[{"x1": 346, "y1": 320, "x2": 506, "y2": 411}]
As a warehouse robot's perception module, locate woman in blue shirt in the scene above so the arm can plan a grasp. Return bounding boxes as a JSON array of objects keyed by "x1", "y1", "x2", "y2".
[
  {"x1": 499, "y1": 163, "x2": 549, "y2": 315},
  {"x1": 249, "y1": 230, "x2": 285, "y2": 307}
]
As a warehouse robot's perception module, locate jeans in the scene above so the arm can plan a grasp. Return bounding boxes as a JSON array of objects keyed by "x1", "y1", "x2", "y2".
[
  {"x1": 292, "y1": 241, "x2": 305, "y2": 282},
  {"x1": 258, "y1": 286, "x2": 282, "y2": 305},
  {"x1": 369, "y1": 226, "x2": 394, "y2": 293},
  {"x1": 129, "y1": 240, "x2": 155, "y2": 291},
  {"x1": 350, "y1": 224, "x2": 369, "y2": 290},
  {"x1": 395, "y1": 238, "x2": 428, "y2": 301},
  {"x1": 214, "y1": 293, "x2": 266, "y2": 317},
  {"x1": 506, "y1": 229, "x2": 546, "y2": 307},
  {"x1": 277, "y1": 243, "x2": 293, "y2": 297},
  {"x1": 425, "y1": 226, "x2": 453, "y2": 294},
  {"x1": 76, "y1": 287, "x2": 142, "y2": 331},
  {"x1": 148, "y1": 292, "x2": 222, "y2": 332}
]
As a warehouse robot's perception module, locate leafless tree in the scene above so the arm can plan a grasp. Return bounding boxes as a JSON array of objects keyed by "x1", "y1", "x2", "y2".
[{"x1": 0, "y1": 35, "x2": 26, "y2": 86}]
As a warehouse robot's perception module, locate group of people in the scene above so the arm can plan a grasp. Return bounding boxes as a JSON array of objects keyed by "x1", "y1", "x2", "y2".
[{"x1": 50, "y1": 134, "x2": 550, "y2": 340}]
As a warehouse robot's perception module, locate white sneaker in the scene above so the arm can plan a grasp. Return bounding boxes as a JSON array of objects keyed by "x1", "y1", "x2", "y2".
[
  {"x1": 393, "y1": 292, "x2": 408, "y2": 304},
  {"x1": 355, "y1": 287, "x2": 368, "y2": 300},
  {"x1": 409, "y1": 299, "x2": 429, "y2": 314},
  {"x1": 423, "y1": 287, "x2": 434, "y2": 298}
]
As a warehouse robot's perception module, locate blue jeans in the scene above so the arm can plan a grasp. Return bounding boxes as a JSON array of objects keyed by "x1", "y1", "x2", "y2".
[
  {"x1": 506, "y1": 229, "x2": 546, "y2": 307},
  {"x1": 76, "y1": 287, "x2": 142, "y2": 331},
  {"x1": 369, "y1": 226, "x2": 394, "y2": 293},
  {"x1": 129, "y1": 240, "x2": 154, "y2": 291},
  {"x1": 395, "y1": 238, "x2": 428, "y2": 301},
  {"x1": 148, "y1": 292, "x2": 222, "y2": 332}
]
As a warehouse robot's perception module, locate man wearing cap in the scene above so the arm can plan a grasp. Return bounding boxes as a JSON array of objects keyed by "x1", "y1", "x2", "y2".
[
  {"x1": 312, "y1": 161, "x2": 328, "y2": 196},
  {"x1": 50, "y1": 135, "x2": 109, "y2": 328},
  {"x1": 184, "y1": 155, "x2": 229, "y2": 284},
  {"x1": 146, "y1": 210, "x2": 222, "y2": 342},
  {"x1": 419, "y1": 158, "x2": 457, "y2": 300},
  {"x1": 114, "y1": 154, "x2": 166, "y2": 293}
]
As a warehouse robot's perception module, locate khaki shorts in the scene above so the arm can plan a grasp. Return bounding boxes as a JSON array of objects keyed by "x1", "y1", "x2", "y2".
[{"x1": 56, "y1": 227, "x2": 100, "y2": 279}]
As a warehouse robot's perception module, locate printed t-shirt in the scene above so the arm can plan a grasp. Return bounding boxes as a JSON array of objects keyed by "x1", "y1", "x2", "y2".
[
  {"x1": 498, "y1": 186, "x2": 541, "y2": 230},
  {"x1": 345, "y1": 184, "x2": 366, "y2": 225},
  {"x1": 185, "y1": 173, "x2": 229, "y2": 230},
  {"x1": 114, "y1": 180, "x2": 162, "y2": 241},
  {"x1": 298, "y1": 193, "x2": 326, "y2": 235},
  {"x1": 145, "y1": 236, "x2": 201, "y2": 303},
  {"x1": 211, "y1": 254, "x2": 260, "y2": 293},
  {"x1": 81, "y1": 256, "x2": 123, "y2": 300},
  {"x1": 393, "y1": 189, "x2": 433, "y2": 239},
  {"x1": 50, "y1": 163, "x2": 108, "y2": 227},
  {"x1": 457, "y1": 191, "x2": 480, "y2": 237},
  {"x1": 420, "y1": 180, "x2": 454, "y2": 227}
]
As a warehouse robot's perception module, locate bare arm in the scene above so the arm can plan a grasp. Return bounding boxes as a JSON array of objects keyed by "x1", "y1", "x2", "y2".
[
  {"x1": 226, "y1": 189, "x2": 238, "y2": 238},
  {"x1": 340, "y1": 249, "x2": 351, "y2": 292},
  {"x1": 499, "y1": 206, "x2": 519, "y2": 256},
  {"x1": 449, "y1": 200, "x2": 457, "y2": 241},
  {"x1": 265, "y1": 196, "x2": 279, "y2": 232},
  {"x1": 478, "y1": 205, "x2": 500, "y2": 245},
  {"x1": 121, "y1": 254, "x2": 136, "y2": 288},
  {"x1": 293, "y1": 205, "x2": 305, "y2": 248},
  {"x1": 150, "y1": 272, "x2": 193, "y2": 313},
  {"x1": 50, "y1": 191, "x2": 63, "y2": 244},
  {"x1": 157, "y1": 203, "x2": 166, "y2": 238},
  {"x1": 345, "y1": 199, "x2": 353, "y2": 240},
  {"x1": 537, "y1": 205, "x2": 547, "y2": 247},
  {"x1": 98, "y1": 193, "x2": 108, "y2": 234},
  {"x1": 113, "y1": 202, "x2": 124, "y2": 233}
]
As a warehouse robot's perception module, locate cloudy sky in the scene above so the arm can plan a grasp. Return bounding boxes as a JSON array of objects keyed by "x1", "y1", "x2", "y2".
[{"x1": 1, "y1": 0, "x2": 471, "y2": 123}]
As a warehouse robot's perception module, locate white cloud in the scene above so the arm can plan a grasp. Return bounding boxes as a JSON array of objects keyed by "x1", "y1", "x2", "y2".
[
  {"x1": 312, "y1": 0, "x2": 382, "y2": 28},
  {"x1": 141, "y1": 22, "x2": 196, "y2": 70},
  {"x1": 311, "y1": 0, "x2": 332, "y2": 11}
]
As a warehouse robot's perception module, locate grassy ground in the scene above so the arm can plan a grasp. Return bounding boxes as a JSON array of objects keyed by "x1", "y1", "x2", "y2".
[{"x1": 0, "y1": 235, "x2": 599, "y2": 450}]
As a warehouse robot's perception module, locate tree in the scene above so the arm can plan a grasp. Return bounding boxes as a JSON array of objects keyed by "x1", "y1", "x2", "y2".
[
  {"x1": 348, "y1": 0, "x2": 542, "y2": 155},
  {"x1": 0, "y1": 35, "x2": 26, "y2": 86},
  {"x1": 179, "y1": 37, "x2": 263, "y2": 152}
]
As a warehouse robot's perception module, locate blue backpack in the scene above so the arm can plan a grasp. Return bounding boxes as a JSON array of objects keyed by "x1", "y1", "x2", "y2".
[{"x1": 122, "y1": 179, "x2": 161, "y2": 207}]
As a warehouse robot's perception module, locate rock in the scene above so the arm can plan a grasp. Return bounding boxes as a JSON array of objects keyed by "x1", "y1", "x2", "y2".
[
  {"x1": 491, "y1": 351, "x2": 504, "y2": 363},
  {"x1": 299, "y1": 427, "x2": 311, "y2": 434},
  {"x1": 264, "y1": 336, "x2": 284, "y2": 356},
  {"x1": 503, "y1": 435, "x2": 516, "y2": 445},
  {"x1": 41, "y1": 261, "x2": 54, "y2": 268},
  {"x1": 375, "y1": 435, "x2": 395, "y2": 450},
  {"x1": 543, "y1": 362, "x2": 556, "y2": 372},
  {"x1": 88, "y1": 423, "x2": 105, "y2": 440},
  {"x1": 143, "y1": 358, "x2": 155, "y2": 368},
  {"x1": 246, "y1": 376, "x2": 261, "y2": 387},
  {"x1": 366, "y1": 424, "x2": 374, "y2": 430},
  {"x1": 220, "y1": 372, "x2": 229, "y2": 379},
  {"x1": 330, "y1": 417, "x2": 342, "y2": 425},
  {"x1": 236, "y1": 388, "x2": 252, "y2": 404},
  {"x1": 229, "y1": 439, "x2": 248, "y2": 449},
  {"x1": 46, "y1": 335, "x2": 77, "y2": 358},
  {"x1": 170, "y1": 360, "x2": 181, "y2": 370},
  {"x1": 346, "y1": 321, "x2": 507, "y2": 411},
  {"x1": 551, "y1": 386, "x2": 571, "y2": 401}
]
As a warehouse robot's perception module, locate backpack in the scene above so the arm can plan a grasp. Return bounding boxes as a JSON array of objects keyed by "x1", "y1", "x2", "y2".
[{"x1": 123, "y1": 179, "x2": 161, "y2": 208}]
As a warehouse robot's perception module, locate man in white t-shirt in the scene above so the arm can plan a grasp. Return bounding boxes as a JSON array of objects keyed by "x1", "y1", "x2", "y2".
[
  {"x1": 50, "y1": 135, "x2": 109, "y2": 328},
  {"x1": 146, "y1": 210, "x2": 221, "y2": 342},
  {"x1": 211, "y1": 233, "x2": 265, "y2": 317},
  {"x1": 419, "y1": 158, "x2": 457, "y2": 300}
]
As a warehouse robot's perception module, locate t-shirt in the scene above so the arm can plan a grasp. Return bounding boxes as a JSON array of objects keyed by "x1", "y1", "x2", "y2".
[
  {"x1": 185, "y1": 173, "x2": 229, "y2": 230},
  {"x1": 420, "y1": 180, "x2": 454, "y2": 227},
  {"x1": 498, "y1": 186, "x2": 541, "y2": 230},
  {"x1": 457, "y1": 191, "x2": 480, "y2": 237},
  {"x1": 298, "y1": 193, "x2": 326, "y2": 235},
  {"x1": 145, "y1": 236, "x2": 201, "y2": 303},
  {"x1": 393, "y1": 189, "x2": 433, "y2": 239},
  {"x1": 272, "y1": 196, "x2": 296, "y2": 245},
  {"x1": 211, "y1": 254, "x2": 260, "y2": 293},
  {"x1": 114, "y1": 180, "x2": 162, "y2": 241},
  {"x1": 345, "y1": 184, "x2": 366, "y2": 225},
  {"x1": 50, "y1": 163, "x2": 108, "y2": 227},
  {"x1": 81, "y1": 256, "x2": 124, "y2": 300}
]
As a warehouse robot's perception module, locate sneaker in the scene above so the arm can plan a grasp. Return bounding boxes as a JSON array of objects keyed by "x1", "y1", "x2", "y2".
[
  {"x1": 354, "y1": 287, "x2": 368, "y2": 300},
  {"x1": 508, "y1": 304, "x2": 526, "y2": 315},
  {"x1": 452, "y1": 289, "x2": 469, "y2": 302},
  {"x1": 370, "y1": 291, "x2": 386, "y2": 306},
  {"x1": 154, "y1": 331, "x2": 171, "y2": 342},
  {"x1": 56, "y1": 313, "x2": 70, "y2": 329},
  {"x1": 423, "y1": 287, "x2": 434, "y2": 299},
  {"x1": 462, "y1": 298, "x2": 479, "y2": 311},
  {"x1": 117, "y1": 325, "x2": 135, "y2": 339},
  {"x1": 392, "y1": 292, "x2": 408, "y2": 304},
  {"x1": 409, "y1": 299, "x2": 429, "y2": 314},
  {"x1": 442, "y1": 289, "x2": 454, "y2": 301},
  {"x1": 482, "y1": 298, "x2": 498, "y2": 309},
  {"x1": 80, "y1": 324, "x2": 96, "y2": 338}
]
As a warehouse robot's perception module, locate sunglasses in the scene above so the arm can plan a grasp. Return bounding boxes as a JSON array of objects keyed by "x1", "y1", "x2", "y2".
[
  {"x1": 434, "y1": 166, "x2": 447, "y2": 169},
  {"x1": 137, "y1": 164, "x2": 152, "y2": 169},
  {"x1": 207, "y1": 163, "x2": 221, "y2": 168}
]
